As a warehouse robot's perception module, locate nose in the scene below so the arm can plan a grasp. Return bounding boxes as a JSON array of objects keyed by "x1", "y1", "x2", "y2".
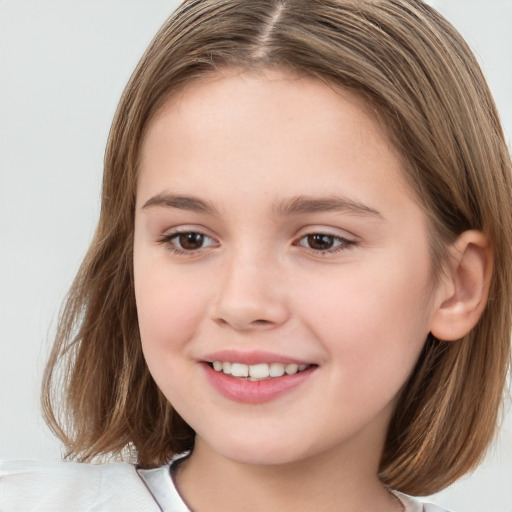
[{"x1": 210, "y1": 249, "x2": 290, "y2": 331}]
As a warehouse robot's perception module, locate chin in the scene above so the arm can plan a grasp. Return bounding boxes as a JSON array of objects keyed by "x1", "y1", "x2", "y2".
[{"x1": 197, "y1": 427, "x2": 317, "y2": 467}]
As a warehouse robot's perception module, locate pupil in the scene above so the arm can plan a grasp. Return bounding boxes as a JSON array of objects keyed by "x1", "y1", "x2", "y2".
[
  {"x1": 308, "y1": 234, "x2": 333, "y2": 250},
  {"x1": 179, "y1": 233, "x2": 204, "y2": 250}
]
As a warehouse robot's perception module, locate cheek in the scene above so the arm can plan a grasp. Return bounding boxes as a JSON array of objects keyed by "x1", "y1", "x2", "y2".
[
  {"x1": 134, "y1": 257, "x2": 208, "y2": 358},
  {"x1": 295, "y1": 255, "x2": 433, "y2": 376}
]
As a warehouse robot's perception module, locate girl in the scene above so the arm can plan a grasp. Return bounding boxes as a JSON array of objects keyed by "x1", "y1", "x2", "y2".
[{"x1": 1, "y1": 1, "x2": 511, "y2": 511}]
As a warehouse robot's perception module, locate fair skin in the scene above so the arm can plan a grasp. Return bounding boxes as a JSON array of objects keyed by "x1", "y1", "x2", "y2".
[{"x1": 133, "y1": 68, "x2": 490, "y2": 512}]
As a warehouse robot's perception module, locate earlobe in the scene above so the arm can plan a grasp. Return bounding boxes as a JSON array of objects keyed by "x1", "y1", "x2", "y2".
[{"x1": 430, "y1": 230, "x2": 493, "y2": 341}]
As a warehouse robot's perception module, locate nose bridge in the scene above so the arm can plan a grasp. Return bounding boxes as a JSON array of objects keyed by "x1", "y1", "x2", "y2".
[{"x1": 211, "y1": 240, "x2": 289, "y2": 330}]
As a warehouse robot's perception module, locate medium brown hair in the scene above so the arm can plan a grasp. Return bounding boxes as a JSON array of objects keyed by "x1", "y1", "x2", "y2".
[{"x1": 42, "y1": 0, "x2": 512, "y2": 495}]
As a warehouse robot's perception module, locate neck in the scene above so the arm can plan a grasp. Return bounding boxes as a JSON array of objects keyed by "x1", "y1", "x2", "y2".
[{"x1": 173, "y1": 437, "x2": 402, "y2": 512}]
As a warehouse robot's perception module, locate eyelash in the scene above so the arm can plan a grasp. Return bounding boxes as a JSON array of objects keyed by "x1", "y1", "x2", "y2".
[
  {"x1": 158, "y1": 230, "x2": 356, "y2": 256},
  {"x1": 158, "y1": 230, "x2": 218, "y2": 256},
  {"x1": 294, "y1": 233, "x2": 356, "y2": 254}
]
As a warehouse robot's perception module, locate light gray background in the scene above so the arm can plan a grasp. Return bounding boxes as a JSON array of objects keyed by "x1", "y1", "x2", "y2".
[{"x1": 0, "y1": 1, "x2": 511, "y2": 511}]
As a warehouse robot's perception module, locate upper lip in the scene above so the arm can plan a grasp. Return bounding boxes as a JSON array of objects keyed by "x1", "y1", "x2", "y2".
[{"x1": 201, "y1": 349, "x2": 313, "y2": 366}]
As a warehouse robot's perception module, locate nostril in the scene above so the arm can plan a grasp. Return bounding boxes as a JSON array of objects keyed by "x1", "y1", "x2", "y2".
[
  {"x1": 252, "y1": 319, "x2": 271, "y2": 326},
  {"x1": 214, "y1": 316, "x2": 274, "y2": 330}
]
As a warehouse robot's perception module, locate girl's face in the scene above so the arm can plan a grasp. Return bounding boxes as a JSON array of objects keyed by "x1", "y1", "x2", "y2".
[{"x1": 134, "y1": 69, "x2": 444, "y2": 468}]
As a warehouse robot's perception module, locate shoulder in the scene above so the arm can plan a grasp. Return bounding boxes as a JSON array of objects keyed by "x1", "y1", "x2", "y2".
[
  {"x1": 0, "y1": 459, "x2": 162, "y2": 511},
  {"x1": 422, "y1": 505, "x2": 453, "y2": 512},
  {"x1": 393, "y1": 490, "x2": 453, "y2": 512}
]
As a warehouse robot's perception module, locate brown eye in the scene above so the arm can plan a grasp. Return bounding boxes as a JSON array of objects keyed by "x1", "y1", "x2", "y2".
[
  {"x1": 296, "y1": 233, "x2": 354, "y2": 254},
  {"x1": 306, "y1": 234, "x2": 335, "y2": 250},
  {"x1": 161, "y1": 230, "x2": 218, "y2": 255},
  {"x1": 177, "y1": 232, "x2": 205, "y2": 250}
]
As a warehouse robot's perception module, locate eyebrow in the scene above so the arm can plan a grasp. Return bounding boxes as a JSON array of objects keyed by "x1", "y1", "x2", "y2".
[
  {"x1": 142, "y1": 193, "x2": 218, "y2": 215},
  {"x1": 141, "y1": 192, "x2": 384, "y2": 220},
  {"x1": 274, "y1": 195, "x2": 384, "y2": 219}
]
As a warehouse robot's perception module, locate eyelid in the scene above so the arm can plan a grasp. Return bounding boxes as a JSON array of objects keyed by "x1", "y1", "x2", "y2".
[
  {"x1": 294, "y1": 224, "x2": 358, "y2": 241},
  {"x1": 157, "y1": 226, "x2": 220, "y2": 254},
  {"x1": 159, "y1": 224, "x2": 217, "y2": 239},
  {"x1": 297, "y1": 234, "x2": 355, "y2": 250},
  {"x1": 292, "y1": 226, "x2": 358, "y2": 255}
]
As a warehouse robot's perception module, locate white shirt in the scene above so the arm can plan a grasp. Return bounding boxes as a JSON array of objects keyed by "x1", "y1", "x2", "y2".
[{"x1": 0, "y1": 460, "x2": 450, "y2": 511}]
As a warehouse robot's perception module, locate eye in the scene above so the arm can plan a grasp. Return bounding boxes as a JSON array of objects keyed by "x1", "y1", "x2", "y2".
[
  {"x1": 159, "y1": 230, "x2": 218, "y2": 254},
  {"x1": 175, "y1": 232, "x2": 208, "y2": 250},
  {"x1": 296, "y1": 233, "x2": 355, "y2": 253}
]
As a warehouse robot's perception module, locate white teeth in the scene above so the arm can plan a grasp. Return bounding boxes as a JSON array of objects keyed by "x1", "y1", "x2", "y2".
[
  {"x1": 230, "y1": 363, "x2": 249, "y2": 377},
  {"x1": 285, "y1": 364, "x2": 299, "y2": 375},
  {"x1": 269, "y1": 363, "x2": 285, "y2": 377},
  {"x1": 211, "y1": 361, "x2": 310, "y2": 380},
  {"x1": 249, "y1": 363, "x2": 270, "y2": 379}
]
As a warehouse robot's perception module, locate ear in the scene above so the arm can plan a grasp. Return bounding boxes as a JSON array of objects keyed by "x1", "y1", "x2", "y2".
[{"x1": 430, "y1": 230, "x2": 493, "y2": 341}]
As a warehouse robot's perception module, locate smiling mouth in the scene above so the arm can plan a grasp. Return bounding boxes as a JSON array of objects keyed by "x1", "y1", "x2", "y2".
[{"x1": 207, "y1": 361, "x2": 313, "y2": 381}]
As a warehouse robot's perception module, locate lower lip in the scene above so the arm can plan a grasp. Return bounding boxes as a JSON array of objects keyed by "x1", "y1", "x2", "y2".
[{"x1": 202, "y1": 364, "x2": 316, "y2": 404}]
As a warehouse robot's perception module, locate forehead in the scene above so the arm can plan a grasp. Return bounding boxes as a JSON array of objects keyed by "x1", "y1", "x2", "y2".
[
  {"x1": 145, "y1": 67, "x2": 393, "y2": 149},
  {"x1": 137, "y1": 67, "x2": 413, "y2": 212}
]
